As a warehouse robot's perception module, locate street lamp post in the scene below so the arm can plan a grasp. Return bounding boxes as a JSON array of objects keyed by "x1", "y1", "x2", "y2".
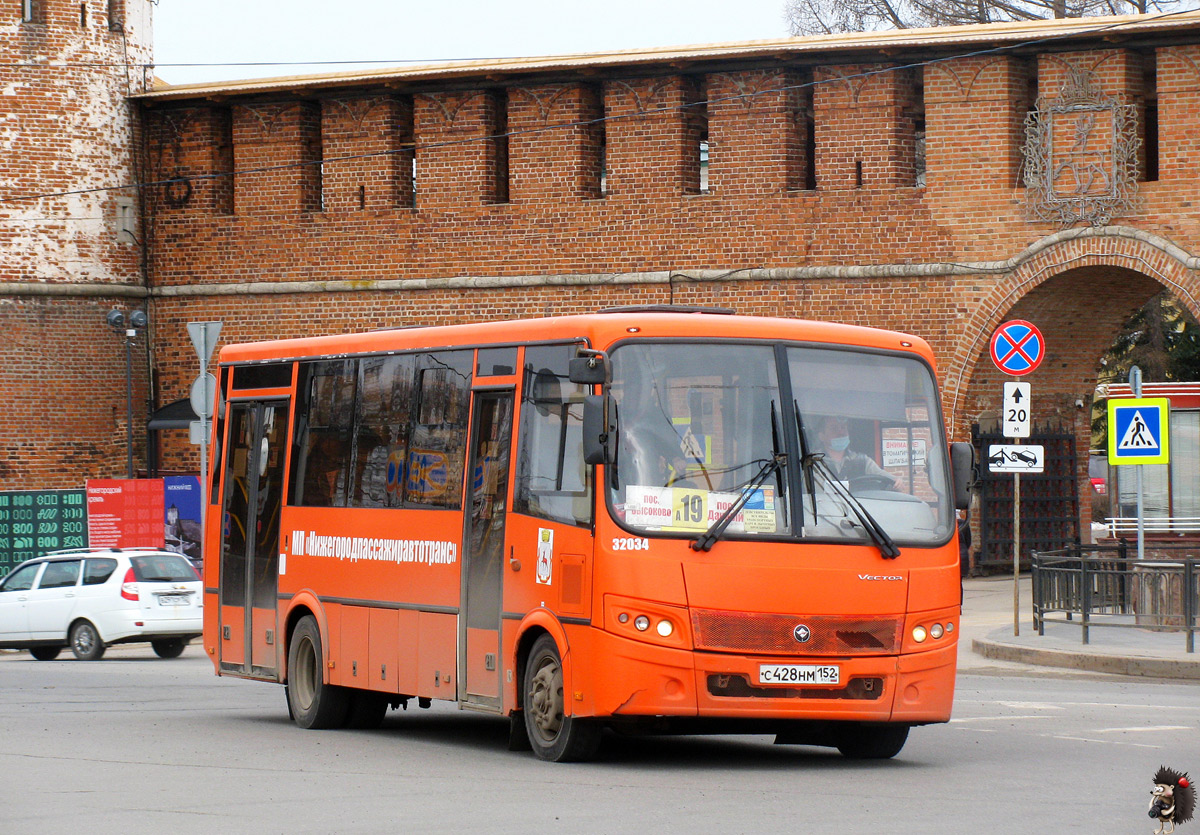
[{"x1": 106, "y1": 308, "x2": 147, "y2": 479}]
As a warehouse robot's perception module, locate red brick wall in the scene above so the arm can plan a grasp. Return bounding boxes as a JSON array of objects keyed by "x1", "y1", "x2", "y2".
[
  {"x1": 708, "y1": 69, "x2": 805, "y2": 196},
  {"x1": 0, "y1": 0, "x2": 151, "y2": 489},
  {"x1": 509, "y1": 83, "x2": 602, "y2": 201},
  {"x1": 814, "y1": 63, "x2": 922, "y2": 190},
  {"x1": 413, "y1": 90, "x2": 506, "y2": 209}
]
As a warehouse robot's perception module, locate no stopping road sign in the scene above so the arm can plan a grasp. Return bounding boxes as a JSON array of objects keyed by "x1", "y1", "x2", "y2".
[{"x1": 990, "y1": 320, "x2": 1045, "y2": 376}]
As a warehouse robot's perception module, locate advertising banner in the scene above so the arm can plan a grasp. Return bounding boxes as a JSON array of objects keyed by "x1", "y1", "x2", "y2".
[
  {"x1": 163, "y1": 476, "x2": 202, "y2": 564},
  {"x1": 86, "y1": 479, "x2": 166, "y2": 549}
]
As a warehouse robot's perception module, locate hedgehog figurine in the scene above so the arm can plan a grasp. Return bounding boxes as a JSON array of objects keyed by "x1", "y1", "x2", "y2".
[{"x1": 1150, "y1": 766, "x2": 1195, "y2": 834}]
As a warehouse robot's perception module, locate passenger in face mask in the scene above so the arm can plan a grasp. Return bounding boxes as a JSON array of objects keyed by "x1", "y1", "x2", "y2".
[{"x1": 815, "y1": 416, "x2": 898, "y2": 488}]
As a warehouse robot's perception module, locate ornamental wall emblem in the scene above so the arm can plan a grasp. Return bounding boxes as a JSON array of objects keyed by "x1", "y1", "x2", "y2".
[{"x1": 1021, "y1": 67, "x2": 1141, "y2": 228}]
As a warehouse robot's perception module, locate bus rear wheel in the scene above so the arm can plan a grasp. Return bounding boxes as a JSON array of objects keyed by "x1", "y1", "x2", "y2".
[
  {"x1": 522, "y1": 634, "x2": 601, "y2": 762},
  {"x1": 287, "y1": 615, "x2": 349, "y2": 729},
  {"x1": 835, "y1": 723, "x2": 909, "y2": 759}
]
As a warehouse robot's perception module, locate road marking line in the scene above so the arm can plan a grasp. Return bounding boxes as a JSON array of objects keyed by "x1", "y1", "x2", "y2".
[
  {"x1": 949, "y1": 715, "x2": 1054, "y2": 723},
  {"x1": 1048, "y1": 734, "x2": 1160, "y2": 749},
  {"x1": 1094, "y1": 726, "x2": 1193, "y2": 734}
]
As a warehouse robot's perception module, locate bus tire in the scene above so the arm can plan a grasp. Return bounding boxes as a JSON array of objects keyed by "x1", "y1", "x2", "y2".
[
  {"x1": 287, "y1": 615, "x2": 349, "y2": 729},
  {"x1": 343, "y1": 690, "x2": 389, "y2": 729},
  {"x1": 522, "y1": 634, "x2": 601, "y2": 762},
  {"x1": 835, "y1": 723, "x2": 909, "y2": 759},
  {"x1": 151, "y1": 638, "x2": 187, "y2": 659}
]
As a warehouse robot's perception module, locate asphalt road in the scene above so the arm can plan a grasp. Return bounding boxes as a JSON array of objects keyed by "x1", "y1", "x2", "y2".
[{"x1": 2, "y1": 647, "x2": 1198, "y2": 834}]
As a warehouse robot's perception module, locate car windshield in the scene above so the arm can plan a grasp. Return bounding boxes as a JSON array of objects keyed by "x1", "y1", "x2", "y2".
[
  {"x1": 130, "y1": 554, "x2": 199, "y2": 582},
  {"x1": 606, "y1": 341, "x2": 954, "y2": 547}
]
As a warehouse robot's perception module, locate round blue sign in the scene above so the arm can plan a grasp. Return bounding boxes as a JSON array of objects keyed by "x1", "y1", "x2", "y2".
[{"x1": 990, "y1": 320, "x2": 1045, "y2": 376}]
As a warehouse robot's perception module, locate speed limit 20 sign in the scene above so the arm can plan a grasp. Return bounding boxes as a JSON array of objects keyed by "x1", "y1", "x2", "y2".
[{"x1": 1003, "y1": 382, "x2": 1031, "y2": 438}]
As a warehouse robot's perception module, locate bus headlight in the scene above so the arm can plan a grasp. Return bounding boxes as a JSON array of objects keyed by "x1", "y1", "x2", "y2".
[
  {"x1": 912, "y1": 625, "x2": 928, "y2": 643},
  {"x1": 656, "y1": 620, "x2": 674, "y2": 638},
  {"x1": 930, "y1": 623, "x2": 944, "y2": 640},
  {"x1": 634, "y1": 615, "x2": 650, "y2": 632}
]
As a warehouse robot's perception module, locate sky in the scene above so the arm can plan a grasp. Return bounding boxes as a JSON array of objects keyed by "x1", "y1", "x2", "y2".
[{"x1": 151, "y1": 0, "x2": 796, "y2": 86}]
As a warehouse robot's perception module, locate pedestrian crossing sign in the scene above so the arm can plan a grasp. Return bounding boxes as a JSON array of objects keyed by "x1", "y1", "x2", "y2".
[{"x1": 1107, "y1": 397, "x2": 1170, "y2": 465}]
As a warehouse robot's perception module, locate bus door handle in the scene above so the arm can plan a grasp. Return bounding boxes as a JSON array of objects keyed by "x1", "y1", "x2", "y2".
[{"x1": 509, "y1": 547, "x2": 521, "y2": 572}]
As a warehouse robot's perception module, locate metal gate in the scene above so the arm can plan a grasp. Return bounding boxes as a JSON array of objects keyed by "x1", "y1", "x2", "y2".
[{"x1": 972, "y1": 421, "x2": 1080, "y2": 570}]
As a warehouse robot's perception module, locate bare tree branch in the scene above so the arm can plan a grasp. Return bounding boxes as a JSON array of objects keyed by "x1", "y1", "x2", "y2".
[{"x1": 785, "y1": 0, "x2": 1200, "y2": 36}]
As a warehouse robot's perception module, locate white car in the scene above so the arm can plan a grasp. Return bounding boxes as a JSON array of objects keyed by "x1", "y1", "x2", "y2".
[{"x1": 0, "y1": 548, "x2": 202, "y2": 660}]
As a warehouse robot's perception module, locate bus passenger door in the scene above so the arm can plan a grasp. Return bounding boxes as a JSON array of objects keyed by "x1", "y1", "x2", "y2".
[
  {"x1": 218, "y1": 400, "x2": 289, "y2": 679},
  {"x1": 460, "y1": 390, "x2": 513, "y2": 710}
]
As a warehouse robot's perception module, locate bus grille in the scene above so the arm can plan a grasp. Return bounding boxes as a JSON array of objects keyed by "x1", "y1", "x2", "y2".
[{"x1": 690, "y1": 609, "x2": 901, "y2": 656}]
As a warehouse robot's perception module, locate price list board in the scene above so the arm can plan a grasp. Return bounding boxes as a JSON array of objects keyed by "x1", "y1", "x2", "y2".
[
  {"x1": 86, "y1": 479, "x2": 165, "y2": 550},
  {"x1": 0, "y1": 489, "x2": 88, "y2": 577}
]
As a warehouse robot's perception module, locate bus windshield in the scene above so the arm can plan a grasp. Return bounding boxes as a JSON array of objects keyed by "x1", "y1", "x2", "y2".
[{"x1": 607, "y1": 341, "x2": 954, "y2": 547}]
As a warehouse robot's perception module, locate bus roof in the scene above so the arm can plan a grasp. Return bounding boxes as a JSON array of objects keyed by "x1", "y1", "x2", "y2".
[{"x1": 217, "y1": 309, "x2": 935, "y2": 367}]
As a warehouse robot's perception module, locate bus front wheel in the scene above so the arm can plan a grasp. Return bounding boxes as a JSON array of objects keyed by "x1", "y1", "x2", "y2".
[
  {"x1": 835, "y1": 723, "x2": 910, "y2": 759},
  {"x1": 522, "y1": 634, "x2": 601, "y2": 762},
  {"x1": 287, "y1": 615, "x2": 349, "y2": 729}
]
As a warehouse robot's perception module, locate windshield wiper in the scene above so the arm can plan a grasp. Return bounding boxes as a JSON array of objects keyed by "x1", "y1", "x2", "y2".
[
  {"x1": 804, "y1": 453, "x2": 901, "y2": 560},
  {"x1": 793, "y1": 401, "x2": 816, "y2": 526},
  {"x1": 691, "y1": 454, "x2": 786, "y2": 552}
]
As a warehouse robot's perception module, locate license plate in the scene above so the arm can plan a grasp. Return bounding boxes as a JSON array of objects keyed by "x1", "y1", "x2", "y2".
[
  {"x1": 758, "y1": 664, "x2": 840, "y2": 686},
  {"x1": 157, "y1": 594, "x2": 190, "y2": 606}
]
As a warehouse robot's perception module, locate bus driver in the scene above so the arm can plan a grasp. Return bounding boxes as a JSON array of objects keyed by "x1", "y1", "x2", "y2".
[{"x1": 815, "y1": 415, "x2": 899, "y2": 488}]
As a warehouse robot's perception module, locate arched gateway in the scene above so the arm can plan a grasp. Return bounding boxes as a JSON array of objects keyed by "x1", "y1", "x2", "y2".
[{"x1": 947, "y1": 228, "x2": 1200, "y2": 569}]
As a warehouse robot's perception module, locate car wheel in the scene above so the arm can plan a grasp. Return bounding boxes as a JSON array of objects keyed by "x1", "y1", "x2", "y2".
[
  {"x1": 69, "y1": 621, "x2": 106, "y2": 661},
  {"x1": 522, "y1": 634, "x2": 601, "y2": 762},
  {"x1": 29, "y1": 646, "x2": 62, "y2": 661},
  {"x1": 835, "y1": 723, "x2": 909, "y2": 759},
  {"x1": 286, "y1": 615, "x2": 348, "y2": 729},
  {"x1": 151, "y1": 638, "x2": 187, "y2": 659}
]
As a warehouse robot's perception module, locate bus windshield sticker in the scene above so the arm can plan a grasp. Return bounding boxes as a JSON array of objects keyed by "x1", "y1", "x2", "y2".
[{"x1": 623, "y1": 486, "x2": 776, "y2": 534}]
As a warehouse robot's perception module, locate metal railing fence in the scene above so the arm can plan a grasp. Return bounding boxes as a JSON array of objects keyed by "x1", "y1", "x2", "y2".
[{"x1": 1031, "y1": 543, "x2": 1200, "y2": 653}]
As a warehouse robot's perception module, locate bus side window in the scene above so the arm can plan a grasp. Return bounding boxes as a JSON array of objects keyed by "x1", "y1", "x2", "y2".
[
  {"x1": 292, "y1": 360, "x2": 357, "y2": 507},
  {"x1": 353, "y1": 354, "x2": 415, "y2": 508},
  {"x1": 513, "y1": 345, "x2": 593, "y2": 527},
  {"x1": 405, "y1": 350, "x2": 472, "y2": 509}
]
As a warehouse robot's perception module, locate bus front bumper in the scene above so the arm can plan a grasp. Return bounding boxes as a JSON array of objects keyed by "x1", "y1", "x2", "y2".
[{"x1": 580, "y1": 628, "x2": 956, "y2": 724}]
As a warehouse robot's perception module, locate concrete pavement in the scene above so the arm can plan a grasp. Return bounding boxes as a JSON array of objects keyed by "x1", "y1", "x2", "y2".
[{"x1": 961, "y1": 574, "x2": 1200, "y2": 680}]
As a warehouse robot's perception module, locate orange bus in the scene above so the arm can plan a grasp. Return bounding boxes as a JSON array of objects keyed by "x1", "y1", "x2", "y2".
[{"x1": 202, "y1": 307, "x2": 973, "y2": 762}]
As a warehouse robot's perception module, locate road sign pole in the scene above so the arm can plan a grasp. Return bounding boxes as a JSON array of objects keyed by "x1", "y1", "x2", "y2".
[
  {"x1": 188, "y1": 321, "x2": 223, "y2": 557},
  {"x1": 1013, "y1": 465, "x2": 1021, "y2": 636},
  {"x1": 1131, "y1": 366, "x2": 1145, "y2": 562},
  {"x1": 199, "y1": 355, "x2": 208, "y2": 543}
]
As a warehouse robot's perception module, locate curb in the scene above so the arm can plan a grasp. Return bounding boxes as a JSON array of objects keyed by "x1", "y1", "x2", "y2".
[{"x1": 972, "y1": 638, "x2": 1200, "y2": 680}]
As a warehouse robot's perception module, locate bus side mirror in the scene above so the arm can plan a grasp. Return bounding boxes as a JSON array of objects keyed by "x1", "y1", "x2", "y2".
[
  {"x1": 950, "y1": 442, "x2": 975, "y2": 511},
  {"x1": 569, "y1": 355, "x2": 608, "y2": 386},
  {"x1": 582, "y1": 395, "x2": 611, "y2": 465}
]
